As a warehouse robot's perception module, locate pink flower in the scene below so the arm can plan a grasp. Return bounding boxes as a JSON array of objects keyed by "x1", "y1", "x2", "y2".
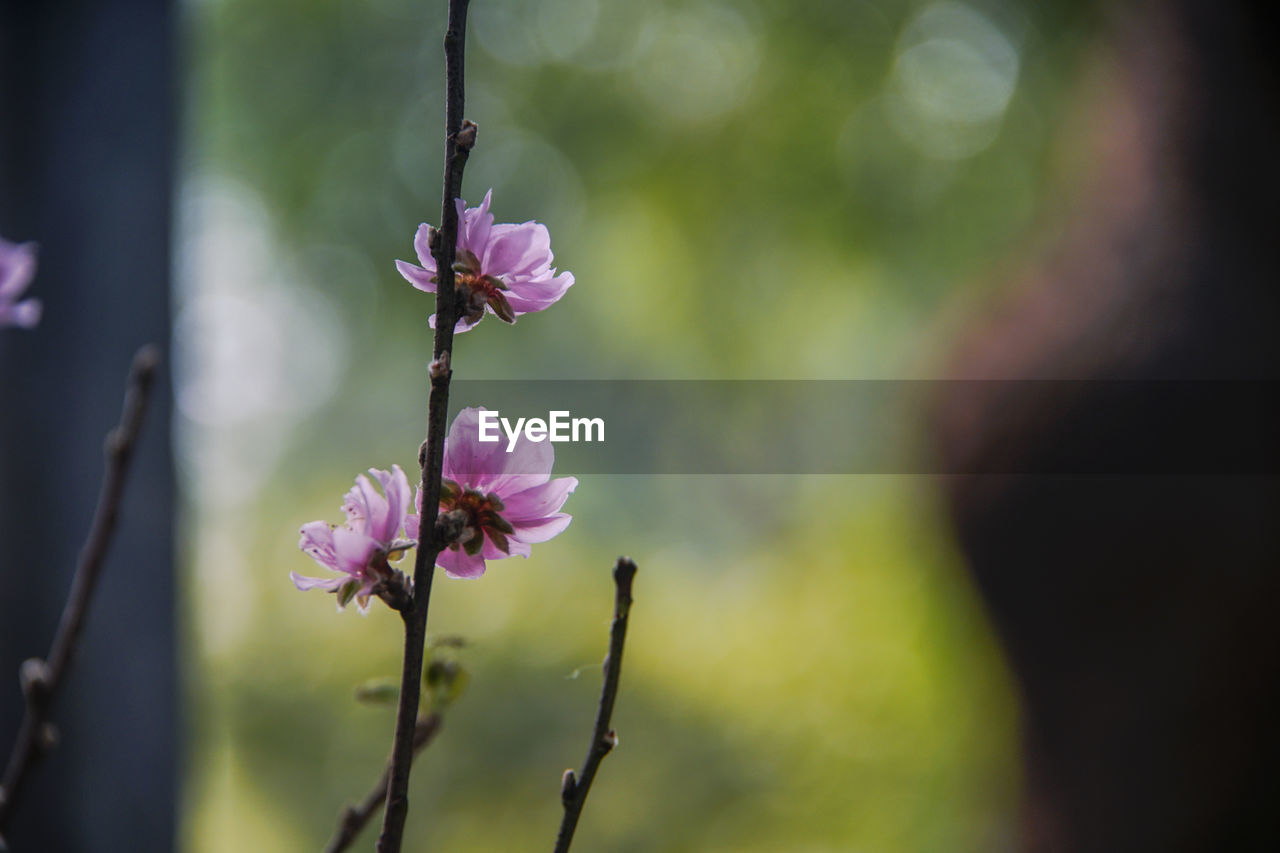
[
  {"x1": 0, "y1": 238, "x2": 41, "y2": 329},
  {"x1": 436, "y1": 407, "x2": 577, "y2": 579},
  {"x1": 396, "y1": 190, "x2": 574, "y2": 332},
  {"x1": 293, "y1": 465, "x2": 419, "y2": 611}
]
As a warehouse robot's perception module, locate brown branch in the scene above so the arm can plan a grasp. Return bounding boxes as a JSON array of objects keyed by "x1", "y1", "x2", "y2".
[
  {"x1": 0, "y1": 345, "x2": 160, "y2": 835},
  {"x1": 553, "y1": 557, "x2": 638, "y2": 853},
  {"x1": 325, "y1": 713, "x2": 442, "y2": 853},
  {"x1": 377, "y1": 1, "x2": 473, "y2": 850}
]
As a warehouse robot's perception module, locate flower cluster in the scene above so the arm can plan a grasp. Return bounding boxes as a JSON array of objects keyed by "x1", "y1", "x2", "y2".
[
  {"x1": 396, "y1": 190, "x2": 574, "y2": 332},
  {"x1": 296, "y1": 190, "x2": 578, "y2": 608},
  {"x1": 0, "y1": 238, "x2": 41, "y2": 329}
]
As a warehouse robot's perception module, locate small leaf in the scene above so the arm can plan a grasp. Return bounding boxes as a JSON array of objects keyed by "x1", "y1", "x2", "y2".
[
  {"x1": 439, "y1": 479, "x2": 461, "y2": 504},
  {"x1": 485, "y1": 527, "x2": 511, "y2": 554},
  {"x1": 424, "y1": 660, "x2": 469, "y2": 709},
  {"x1": 355, "y1": 677, "x2": 399, "y2": 705},
  {"x1": 336, "y1": 579, "x2": 361, "y2": 609},
  {"x1": 487, "y1": 290, "x2": 517, "y2": 324},
  {"x1": 482, "y1": 509, "x2": 514, "y2": 535}
]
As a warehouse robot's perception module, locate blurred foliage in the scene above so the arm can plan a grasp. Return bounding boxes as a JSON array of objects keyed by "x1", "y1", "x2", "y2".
[{"x1": 179, "y1": 0, "x2": 1099, "y2": 850}]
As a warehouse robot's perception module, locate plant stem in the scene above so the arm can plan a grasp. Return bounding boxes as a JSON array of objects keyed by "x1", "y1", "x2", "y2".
[
  {"x1": 326, "y1": 713, "x2": 442, "y2": 853},
  {"x1": 0, "y1": 346, "x2": 160, "y2": 835},
  {"x1": 376, "y1": 2, "x2": 473, "y2": 850},
  {"x1": 553, "y1": 557, "x2": 638, "y2": 853}
]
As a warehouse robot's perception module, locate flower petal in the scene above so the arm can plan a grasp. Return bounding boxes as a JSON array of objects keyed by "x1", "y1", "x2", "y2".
[
  {"x1": 483, "y1": 222, "x2": 552, "y2": 278},
  {"x1": 510, "y1": 512, "x2": 573, "y2": 545},
  {"x1": 427, "y1": 309, "x2": 483, "y2": 334},
  {"x1": 442, "y1": 406, "x2": 517, "y2": 490},
  {"x1": 412, "y1": 223, "x2": 438, "y2": 273},
  {"x1": 332, "y1": 526, "x2": 379, "y2": 578},
  {"x1": 458, "y1": 189, "x2": 494, "y2": 257},
  {"x1": 396, "y1": 259, "x2": 436, "y2": 293},
  {"x1": 437, "y1": 545, "x2": 487, "y2": 579},
  {"x1": 504, "y1": 271, "x2": 574, "y2": 314},
  {"x1": 0, "y1": 240, "x2": 36, "y2": 300},
  {"x1": 503, "y1": 476, "x2": 578, "y2": 522},
  {"x1": 299, "y1": 521, "x2": 338, "y2": 568},
  {"x1": 289, "y1": 571, "x2": 344, "y2": 592}
]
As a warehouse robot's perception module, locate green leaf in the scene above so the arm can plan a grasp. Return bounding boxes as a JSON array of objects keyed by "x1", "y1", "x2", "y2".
[
  {"x1": 424, "y1": 660, "x2": 469, "y2": 709},
  {"x1": 354, "y1": 677, "x2": 399, "y2": 706},
  {"x1": 336, "y1": 578, "x2": 361, "y2": 609}
]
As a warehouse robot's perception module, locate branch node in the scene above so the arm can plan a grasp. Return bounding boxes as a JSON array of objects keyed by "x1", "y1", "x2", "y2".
[
  {"x1": 560, "y1": 769, "x2": 577, "y2": 805},
  {"x1": 553, "y1": 558, "x2": 638, "y2": 853},
  {"x1": 455, "y1": 120, "x2": 478, "y2": 152},
  {"x1": 18, "y1": 659, "x2": 51, "y2": 705},
  {"x1": 372, "y1": 573, "x2": 414, "y2": 613},
  {"x1": 429, "y1": 350, "x2": 451, "y2": 380},
  {"x1": 0, "y1": 345, "x2": 159, "y2": 834},
  {"x1": 35, "y1": 725, "x2": 57, "y2": 752}
]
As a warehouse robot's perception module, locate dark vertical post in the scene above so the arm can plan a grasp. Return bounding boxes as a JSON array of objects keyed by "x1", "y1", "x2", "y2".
[{"x1": 0, "y1": 0, "x2": 176, "y2": 849}]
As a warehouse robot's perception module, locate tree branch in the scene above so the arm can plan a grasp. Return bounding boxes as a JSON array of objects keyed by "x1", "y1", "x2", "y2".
[
  {"x1": 377, "y1": 1, "x2": 473, "y2": 850},
  {"x1": 553, "y1": 557, "x2": 638, "y2": 853},
  {"x1": 0, "y1": 345, "x2": 160, "y2": 835},
  {"x1": 326, "y1": 713, "x2": 442, "y2": 853}
]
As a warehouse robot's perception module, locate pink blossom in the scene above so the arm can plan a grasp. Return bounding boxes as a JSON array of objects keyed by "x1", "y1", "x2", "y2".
[
  {"x1": 396, "y1": 190, "x2": 574, "y2": 332},
  {"x1": 436, "y1": 407, "x2": 577, "y2": 579},
  {"x1": 293, "y1": 465, "x2": 419, "y2": 611},
  {"x1": 0, "y1": 238, "x2": 40, "y2": 329}
]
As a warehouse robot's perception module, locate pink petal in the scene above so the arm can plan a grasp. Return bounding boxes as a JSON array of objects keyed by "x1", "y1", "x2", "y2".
[
  {"x1": 437, "y1": 545, "x2": 487, "y2": 579},
  {"x1": 360, "y1": 467, "x2": 407, "y2": 544},
  {"x1": 412, "y1": 223, "x2": 438, "y2": 273},
  {"x1": 0, "y1": 240, "x2": 36, "y2": 300},
  {"x1": 482, "y1": 434, "x2": 556, "y2": 496},
  {"x1": 332, "y1": 526, "x2": 378, "y2": 578},
  {"x1": 459, "y1": 190, "x2": 494, "y2": 257},
  {"x1": 299, "y1": 521, "x2": 338, "y2": 568},
  {"x1": 442, "y1": 406, "x2": 516, "y2": 489},
  {"x1": 397, "y1": 259, "x2": 436, "y2": 293},
  {"x1": 483, "y1": 535, "x2": 531, "y2": 560},
  {"x1": 510, "y1": 512, "x2": 573, "y2": 545},
  {"x1": 506, "y1": 270, "x2": 574, "y2": 307},
  {"x1": 0, "y1": 300, "x2": 41, "y2": 329},
  {"x1": 483, "y1": 222, "x2": 552, "y2": 278},
  {"x1": 503, "y1": 476, "x2": 578, "y2": 522},
  {"x1": 427, "y1": 309, "x2": 483, "y2": 334},
  {"x1": 289, "y1": 571, "x2": 344, "y2": 592}
]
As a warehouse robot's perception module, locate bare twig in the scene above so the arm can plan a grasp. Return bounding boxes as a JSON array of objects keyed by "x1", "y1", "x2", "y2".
[
  {"x1": 554, "y1": 557, "x2": 638, "y2": 853},
  {"x1": 326, "y1": 713, "x2": 442, "y2": 853},
  {"x1": 377, "y1": 1, "x2": 474, "y2": 850},
  {"x1": 0, "y1": 345, "x2": 160, "y2": 834}
]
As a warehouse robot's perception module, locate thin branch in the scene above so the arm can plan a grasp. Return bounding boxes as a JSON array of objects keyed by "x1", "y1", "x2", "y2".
[
  {"x1": 377, "y1": 1, "x2": 473, "y2": 850},
  {"x1": 554, "y1": 557, "x2": 638, "y2": 853},
  {"x1": 326, "y1": 713, "x2": 442, "y2": 853},
  {"x1": 0, "y1": 345, "x2": 160, "y2": 834}
]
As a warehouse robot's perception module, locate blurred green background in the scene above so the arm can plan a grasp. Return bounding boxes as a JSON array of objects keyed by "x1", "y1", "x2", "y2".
[{"x1": 176, "y1": 0, "x2": 1097, "y2": 849}]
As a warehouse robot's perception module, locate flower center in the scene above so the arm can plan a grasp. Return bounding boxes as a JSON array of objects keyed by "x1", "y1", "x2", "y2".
[
  {"x1": 451, "y1": 249, "x2": 516, "y2": 324},
  {"x1": 439, "y1": 479, "x2": 515, "y2": 556}
]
